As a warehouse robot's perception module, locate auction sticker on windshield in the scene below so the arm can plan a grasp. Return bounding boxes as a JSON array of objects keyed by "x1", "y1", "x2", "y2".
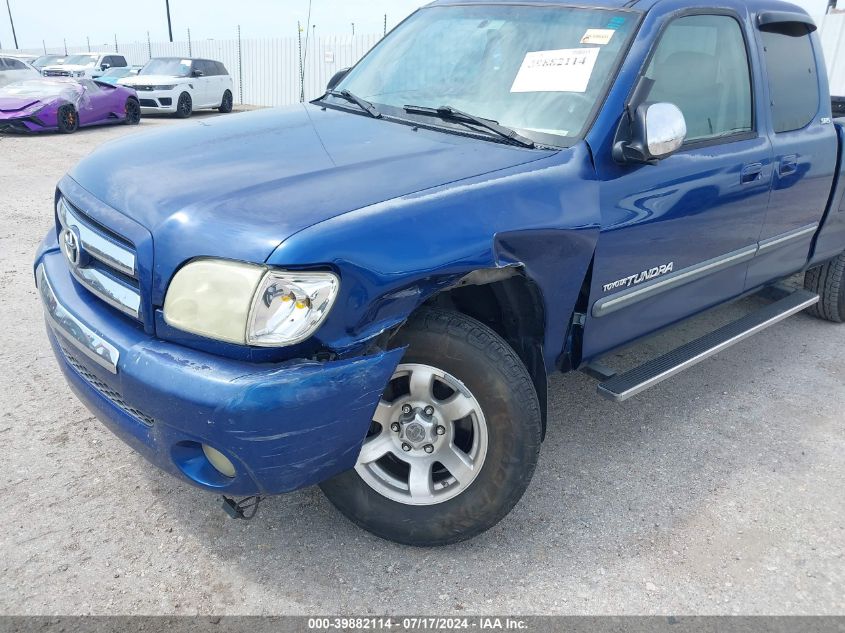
[
  {"x1": 510, "y1": 47, "x2": 600, "y2": 93},
  {"x1": 581, "y1": 28, "x2": 616, "y2": 45}
]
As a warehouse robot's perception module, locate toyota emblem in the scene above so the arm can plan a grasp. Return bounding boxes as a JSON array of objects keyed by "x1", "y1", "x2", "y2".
[{"x1": 60, "y1": 227, "x2": 81, "y2": 267}]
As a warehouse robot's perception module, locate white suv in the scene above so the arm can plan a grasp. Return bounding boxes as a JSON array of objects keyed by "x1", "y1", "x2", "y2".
[
  {"x1": 42, "y1": 53, "x2": 128, "y2": 79},
  {"x1": 118, "y1": 58, "x2": 234, "y2": 118}
]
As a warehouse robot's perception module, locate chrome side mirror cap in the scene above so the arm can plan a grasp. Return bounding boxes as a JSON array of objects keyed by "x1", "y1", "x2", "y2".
[
  {"x1": 613, "y1": 101, "x2": 688, "y2": 165},
  {"x1": 646, "y1": 102, "x2": 687, "y2": 159}
]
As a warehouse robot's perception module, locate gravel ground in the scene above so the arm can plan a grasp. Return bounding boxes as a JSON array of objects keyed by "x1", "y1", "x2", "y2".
[{"x1": 0, "y1": 114, "x2": 843, "y2": 616}]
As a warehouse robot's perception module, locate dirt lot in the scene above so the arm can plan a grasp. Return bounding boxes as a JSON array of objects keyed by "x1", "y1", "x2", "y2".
[{"x1": 0, "y1": 113, "x2": 843, "y2": 616}]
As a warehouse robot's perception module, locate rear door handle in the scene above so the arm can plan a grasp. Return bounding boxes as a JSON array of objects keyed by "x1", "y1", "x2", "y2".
[
  {"x1": 779, "y1": 155, "x2": 799, "y2": 177},
  {"x1": 741, "y1": 162, "x2": 763, "y2": 184}
]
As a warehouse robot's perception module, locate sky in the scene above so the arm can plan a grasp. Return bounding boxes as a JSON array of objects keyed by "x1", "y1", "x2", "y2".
[
  {"x1": 0, "y1": 0, "x2": 427, "y2": 51},
  {"x1": 0, "y1": 0, "x2": 841, "y2": 51}
]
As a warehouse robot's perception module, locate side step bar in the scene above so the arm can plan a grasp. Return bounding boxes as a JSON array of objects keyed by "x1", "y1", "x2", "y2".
[{"x1": 596, "y1": 289, "x2": 819, "y2": 402}]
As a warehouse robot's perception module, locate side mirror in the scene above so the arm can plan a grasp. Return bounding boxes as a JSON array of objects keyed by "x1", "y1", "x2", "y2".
[
  {"x1": 327, "y1": 67, "x2": 351, "y2": 92},
  {"x1": 191, "y1": 69, "x2": 204, "y2": 78},
  {"x1": 613, "y1": 102, "x2": 687, "y2": 165},
  {"x1": 100, "y1": 63, "x2": 110, "y2": 71}
]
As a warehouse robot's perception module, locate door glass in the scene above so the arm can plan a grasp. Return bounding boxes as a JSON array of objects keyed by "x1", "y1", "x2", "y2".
[
  {"x1": 760, "y1": 29, "x2": 819, "y2": 133},
  {"x1": 646, "y1": 14, "x2": 753, "y2": 142}
]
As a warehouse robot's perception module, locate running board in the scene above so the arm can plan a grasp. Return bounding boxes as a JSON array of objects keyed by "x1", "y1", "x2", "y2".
[{"x1": 596, "y1": 289, "x2": 819, "y2": 402}]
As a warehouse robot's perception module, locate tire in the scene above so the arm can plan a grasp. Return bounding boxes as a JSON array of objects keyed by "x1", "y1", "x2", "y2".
[
  {"x1": 218, "y1": 90, "x2": 233, "y2": 113},
  {"x1": 124, "y1": 98, "x2": 141, "y2": 125},
  {"x1": 804, "y1": 252, "x2": 845, "y2": 323},
  {"x1": 320, "y1": 308, "x2": 542, "y2": 546},
  {"x1": 56, "y1": 104, "x2": 79, "y2": 134},
  {"x1": 175, "y1": 92, "x2": 192, "y2": 118}
]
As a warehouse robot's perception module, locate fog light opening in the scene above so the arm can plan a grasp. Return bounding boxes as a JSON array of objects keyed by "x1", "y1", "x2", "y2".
[{"x1": 202, "y1": 444, "x2": 237, "y2": 478}]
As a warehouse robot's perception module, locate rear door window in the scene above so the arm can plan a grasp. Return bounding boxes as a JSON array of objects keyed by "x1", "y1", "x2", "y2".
[{"x1": 759, "y1": 27, "x2": 820, "y2": 133}]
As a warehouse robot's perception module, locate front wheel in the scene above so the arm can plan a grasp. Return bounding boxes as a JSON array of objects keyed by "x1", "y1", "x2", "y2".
[
  {"x1": 56, "y1": 104, "x2": 79, "y2": 134},
  {"x1": 175, "y1": 92, "x2": 192, "y2": 118},
  {"x1": 218, "y1": 90, "x2": 233, "y2": 113},
  {"x1": 320, "y1": 308, "x2": 542, "y2": 546},
  {"x1": 124, "y1": 98, "x2": 141, "y2": 125}
]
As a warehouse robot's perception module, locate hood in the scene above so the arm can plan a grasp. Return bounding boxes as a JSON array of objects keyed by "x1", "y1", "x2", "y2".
[
  {"x1": 0, "y1": 97, "x2": 41, "y2": 112},
  {"x1": 122, "y1": 74, "x2": 186, "y2": 85},
  {"x1": 44, "y1": 64, "x2": 90, "y2": 72},
  {"x1": 68, "y1": 104, "x2": 554, "y2": 283}
]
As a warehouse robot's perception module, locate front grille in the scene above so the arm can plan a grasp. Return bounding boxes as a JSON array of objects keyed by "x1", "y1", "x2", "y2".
[
  {"x1": 139, "y1": 99, "x2": 158, "y2": 107},
  {"x1": 44, "y1": 70, "x2": 70, "y2": 77},
  {"x1": 57, "y1": 197, "x2": 143, "y2": 322},
  {"x1": 60, "y1": 343, "x2": 155, "y2": 427}
]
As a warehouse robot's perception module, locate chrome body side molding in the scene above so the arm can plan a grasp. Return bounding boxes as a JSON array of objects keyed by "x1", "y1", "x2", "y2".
[{"x1": 592, "y1": 223, "x2": 820, "y2": 318}]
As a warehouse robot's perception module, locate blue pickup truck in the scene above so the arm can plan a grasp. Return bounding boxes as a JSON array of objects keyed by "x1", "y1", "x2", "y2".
[{"x1": 35, "y1": 0, "x2": 845, "y2": 546}]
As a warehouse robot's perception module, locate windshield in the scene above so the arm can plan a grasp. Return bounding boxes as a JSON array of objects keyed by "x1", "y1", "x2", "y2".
[
  {"x1": 33, "y1": 55, "x2": 64, "y2": 68},
  {"x1": 63, "y1": 54, "x2": 99, "y2": 66},
  {"x1": 140, "y1": 58, "x2": 192, "y2": 77},
  {"x1": 0, "y1": 79, "x2": 77, "y2": 99},
  {"x1": 335, "y1": 5, "x2": 638, "y2": 145}
]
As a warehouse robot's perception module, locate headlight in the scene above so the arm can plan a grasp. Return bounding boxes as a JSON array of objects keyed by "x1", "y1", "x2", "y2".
[
  {"x1": 153, "y1": 85, "x2": 176, "y2": 90},
  {"x1": 163, "y1": 259, "x2": 340, "y2": 347}
]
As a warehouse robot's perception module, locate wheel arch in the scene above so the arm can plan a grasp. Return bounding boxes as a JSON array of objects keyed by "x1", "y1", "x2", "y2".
[{"x1": 409, "y1": 267, "x2": 550, "y2": 435}]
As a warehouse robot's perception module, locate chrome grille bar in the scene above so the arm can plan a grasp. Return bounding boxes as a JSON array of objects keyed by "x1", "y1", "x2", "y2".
[{"x1": 58, "y1": 198, "x2": 136, "y2": 277}]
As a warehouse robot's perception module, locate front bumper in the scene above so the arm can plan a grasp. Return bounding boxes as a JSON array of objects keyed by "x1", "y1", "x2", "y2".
[
  {"x1": 133, "y1": 89, "x2": 179, "y2": 113},
  {"x1": 35, "y1": 240, "x2": 403, "y2": 496}
]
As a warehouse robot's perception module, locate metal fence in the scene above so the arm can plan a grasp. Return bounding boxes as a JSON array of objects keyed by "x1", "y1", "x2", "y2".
[
  {"x1": 820, "y1": 13, "x2": 845, "y2": 97},
  {"x1": 2, "y1": 32, "x2": 383, "y2": 106},
  {"x1": 2, "y1": 11, "x2": 845, "y2": 106}
]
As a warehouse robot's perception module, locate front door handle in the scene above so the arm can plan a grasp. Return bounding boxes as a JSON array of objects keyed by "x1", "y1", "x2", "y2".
[
  {"x1": 741, "y1": 162, "x2": 763, "y2": 184},
  {"x1": 779, "y1": 155, "x2": 799, "y2": 177}
]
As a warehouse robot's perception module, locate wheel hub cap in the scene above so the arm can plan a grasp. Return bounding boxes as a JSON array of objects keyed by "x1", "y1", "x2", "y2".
[{"x1": 355, "y1": 363, "x2": 488, "y2": 506}]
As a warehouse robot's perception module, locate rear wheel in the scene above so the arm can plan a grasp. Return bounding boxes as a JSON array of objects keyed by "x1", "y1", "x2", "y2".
[
  {"x1": 124, "y1": 98, "x2": 141, "y2": 125},
  {"x1": 804, "y1": 252, "x2": 845, "y2": 322},
  {"x1": 56, "y1": 104, "x2": 78, "y2": 134},
  {"x1": 175, "y1": 92, "x2": 192, "y2": 118},
  {"x1": 218, "y1": 90, "x2": 233, "y2": 113},
  {"x1": 320, "y1": 308, "x2": 542, "y2": 546}
]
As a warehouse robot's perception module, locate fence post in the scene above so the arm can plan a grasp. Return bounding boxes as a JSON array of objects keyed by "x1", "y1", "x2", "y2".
[
  {"x1": 237, "y1": 24, "x2": 243, "y2": 105},
  {"x1": 187, "y1": 28, "x2": 192, "y2": 56},
  {"x1": 147, "y1": 31, "x2": 151, "y2": 60},
  {"x1": 384, "y1": 14, "x2": 387, "y2": 36},
  {"x1": 86, "y1": 35, "x2": 90, "y2": 50},
  {"x1": 63, "y1": 38, "x2": 67, "y2": 55},
  {"x1": 42, "y1": 39, "x2": 46, "y2": 54},
  {"x1": 298, "y1": 21, "x2": 304, "y2": 102},
  {"x1": 114, "y1": 33, "x2": 118, "y2": 53}
]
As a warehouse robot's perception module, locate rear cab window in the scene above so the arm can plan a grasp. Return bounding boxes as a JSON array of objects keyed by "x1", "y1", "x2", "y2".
[{"x1": 758, "y1": 24, "x2": 820, "y2": 133}]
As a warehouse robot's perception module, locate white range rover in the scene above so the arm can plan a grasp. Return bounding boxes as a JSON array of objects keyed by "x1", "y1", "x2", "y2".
[{"x1": 118, "y1": 57, "x2": 234, "y2": 118}]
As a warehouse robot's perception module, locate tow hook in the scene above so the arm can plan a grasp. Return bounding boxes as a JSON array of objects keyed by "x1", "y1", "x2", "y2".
[{"x1": 220, "y1": 495, "x2": 263, "y2": 520}]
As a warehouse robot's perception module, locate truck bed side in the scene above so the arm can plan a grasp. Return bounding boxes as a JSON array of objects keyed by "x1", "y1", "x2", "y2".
[{"x1": 810, "y1": 120, "x2": 845, "y2": 265}]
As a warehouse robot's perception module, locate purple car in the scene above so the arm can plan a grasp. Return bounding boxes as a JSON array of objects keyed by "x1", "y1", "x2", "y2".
[{"x1": 0, "y1": 78, "x2": 140, "y2": 133}]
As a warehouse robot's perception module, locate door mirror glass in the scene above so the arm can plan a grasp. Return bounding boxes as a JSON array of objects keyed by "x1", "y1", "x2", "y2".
[
  {"x1": 645, "y1": 102, "x2": 687, "y2": 158},
  {"x1": 327, "y1": 67, "x2": 351, "y2": 92},
  {"x1": 100, "y1": 63, "x2": 110, "y2": 71}
]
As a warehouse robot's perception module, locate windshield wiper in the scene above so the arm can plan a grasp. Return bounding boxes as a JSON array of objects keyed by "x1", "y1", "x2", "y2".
[
  {"x1": 403, "y1": 104, "x2": 535, "y2": 148},
  {"x1": 325, "y1": 90, "x2": 382, "y2": 119}
]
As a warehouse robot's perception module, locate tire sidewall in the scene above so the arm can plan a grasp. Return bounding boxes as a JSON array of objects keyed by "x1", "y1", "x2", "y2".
[
  {"x1": 321, "y1": 310, "x2": 541, "y2": 545},
  {"x1": 176, "y1": 92, "x2": 192, "y2": 118},
  {"x1": 57, "y1": 105, "x2": 78, "y2": 133},
  {"x1": 219, "y1": 90, "x2": 233, "y2": 113},
  {"x1": 125, "y1": 98, "x2": 140, "y2": 125}
]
